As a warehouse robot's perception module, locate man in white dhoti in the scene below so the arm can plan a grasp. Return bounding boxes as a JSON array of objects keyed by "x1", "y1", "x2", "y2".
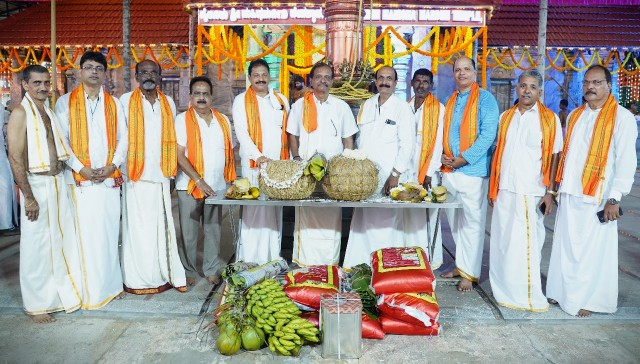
[
  {"x1": 403, "y1": 68, "x2": 445, "y2": 269},
  {"x1": 119, "y1": 60, "x2": 186, "y2": 294},
  {"x1": 343, "y1": 66, "x2": 416, "y2": 268},
  {"x1": 440, "y1": 56, "x2": 499, "y2": 292},
  {"x1": 488, "y1": 70, "x2": 563, "y2": 312},
  {"x1": 8, "y1": 65, "x2": 83, "y2": 322},
  {"x1": 287, "y1": 62, "x2": 358, "y2": 266},
  {"x1": 176, "y1": 76, "x2": 237, "y2": 286},
  {"x1": 547, "y1": 65, "x2": 638, "y2": 317},
  {"x1": 55, "y1": 52, "x2": 127, "y2": 307},
  {"x1": 232, "y1": 59, "x2": 290, "y2": 264}
]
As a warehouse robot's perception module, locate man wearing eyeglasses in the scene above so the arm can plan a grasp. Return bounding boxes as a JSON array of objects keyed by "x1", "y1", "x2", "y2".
[
  {"x1": 343, "y1": 65, "x2": 416, "y2": 268},
  {"x1": 118, "y1": 59, "x2": 186, "y2": 294},
  {"x1": 286, "y1": 62, "x2": 358, "y2": 266},
  {"x1": 55, "y1": 51, "x2": 128, "y2": 308},
  {"x1": 547, "y1": 65, "x2": 638, "y2": 318}
]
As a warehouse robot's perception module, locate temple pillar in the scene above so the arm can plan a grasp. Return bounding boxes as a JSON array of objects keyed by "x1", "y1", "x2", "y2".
[{"x1": 324, "y1": 0, "x2": 363, "y2": 77}]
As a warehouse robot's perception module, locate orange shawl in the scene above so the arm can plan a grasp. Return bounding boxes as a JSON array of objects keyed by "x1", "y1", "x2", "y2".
[
  {"x1": 410, "y1": 94, "x2": 440, "y2": 184},
  {"x1": 489, "y1": 102, "x2": 557, "y2": 199},
  {"x1": 302, "y1": 91, "x2": 318, "y2": 133},
  {"x1": 127, "y1": 88, "x2": 177, "y2": 181},
  {"x1": 244, "y1": 87, "x2": 288, "y2": 168},
  {"x1": 185, "y1": 107, "x2": 237, "y2": 199},
  {"x1": 69, "y1": 84, "x2": 122, "y2": 185},
  {"x1": 555, "y1": 94, "x2": 618, "y2": 196},
  {"x1": 442, "y1": 82, "x2": 480, "y2": 172}
]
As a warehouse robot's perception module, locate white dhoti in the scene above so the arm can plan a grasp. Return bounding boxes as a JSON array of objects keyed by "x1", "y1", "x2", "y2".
[
  {"x1": 121, "y1": 180, "x2": 186, "y2": 294},
  {"x1": 441, "y1": 172, "x2": 488, "y2": 281},
  {"x1": 20, "y1": 174, "x2": 82, "y2": 315},
  {"x1": 490, "y1": 190, "x2": 548, "y2": 311},
  {"x1": 292, "y1": 207, "x2": 341, "y2": 266},
  {"x1": 237, "y1": 205, "x2": 282, "y2": 265},
  {"x1": 344, "y1": 208, "x2": 405, "y2": 268},
  {"x1": 546, "y1": 194, "x2": 618, "y2": 315},
  {"x1": 70, "y1": 183, "x2": 123, "y2": 308}
]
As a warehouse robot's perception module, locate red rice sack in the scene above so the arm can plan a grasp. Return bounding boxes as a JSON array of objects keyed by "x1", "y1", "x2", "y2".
[
  {"x1": 371, "y1": 247, "x2": 436, "y2": 295},
  {"x1": 300, "y1": 311, "x2": 319, "y2": 328},
  {"x1": 283, "y1": 265, "x2": 342, "y2": 310},
  {"x1": 362, "y1": 313, "x2": 384, "y2": 340},
  {"x1": 377, "y1": 292, "x2": 439, "y2": 327},
  {"x1": 379, "y1": 314, "x2": 441, "y2": 336}
]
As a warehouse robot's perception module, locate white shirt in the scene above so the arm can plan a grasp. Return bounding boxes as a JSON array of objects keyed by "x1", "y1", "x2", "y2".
[
  {"x1": 55, "y1": 87, "x2": 128, "y2": 187},
  {"x1": 407, "y1": 96, "x2": 444, "y2": 182},
  {"x1": 175, "y1": 109, "x2": 234, "y2": 191},
  {"x1": 120, "y1": 91, "x2": 177, "y2": 183},
  {"x1": 232, "y1": 88, "x2": 289, "y2": 162},
  {"x1": 498, "y1": 104, "x2": 563, "y2": 196},
  {"x1": 559, "y1": 104, "x2": 638, "y2": 202},
  {"x1": 286, "y1": 94, "x2": 358, "y2": 160},
  {"x1": 356, "y1": 94, "x2": 415, "y2": 187}
]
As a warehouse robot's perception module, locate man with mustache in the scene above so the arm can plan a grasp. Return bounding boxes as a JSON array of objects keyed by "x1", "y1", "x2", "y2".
[
  {"x1": 439, "y1": 56, "x2": 499, "y2": 292},
  {"x1": 403, "y1": 68, "x2": 445, "y2": 269},
  {"x1": 119, "y1": 60, "x2": 187, "y2": 294},
  {"x1": 547, "y1": 65, "x2": 637, "y2": 317},
  {"x1": 290, "y1": 75, "x2": 307, "y2": 104},
  {"x1": 175, "y1": 76, "x2": 236, "y2": 286},
  {"x1": 488, "y1": 70, "x2": 563, "y2": 312},
  {"x1": 56, "y1": 51, "x2": 127, "y2": 308},
  {"x1": 232, "y1": 58, "x2": 290, "y2": 264},
  {"x1": 9, "y1": 65, "x2": 82, "y2": 323},
  {"x1": 343, "y1": 65, "x2": 416, "y2": 268},
  {"x1": 286, "y1": 62, "x2": 358, "y2": 266}
]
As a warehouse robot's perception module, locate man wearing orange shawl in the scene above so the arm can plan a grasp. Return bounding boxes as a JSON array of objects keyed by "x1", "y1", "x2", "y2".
[
  {"x1": 403, "y1": 69, "x2": 445, "y2": 270},
  {"x1": 119, "y1": 60, "x2": 186, "y2": 294},
  {"x1": 286, "y1": 62, "x2": 358, "y2": 266},
  {"x1": 487, "y1": 70, "x2": 563, "y2": 312},
  {"x1": 55, "y1": 52, "x2": 127, "y2": 309},
  {"x1": 547, "y1": 65, "x2": 638, "y2": 317},
  {"x1": 232, "y1": 59, "x2": 290, "y2": 264},
  {"x1": 439, "y1": 57, "x2": 499, "y2": 292},
  {"x1": 175, "y1": 77, "x2": 236, "y2": 286}
]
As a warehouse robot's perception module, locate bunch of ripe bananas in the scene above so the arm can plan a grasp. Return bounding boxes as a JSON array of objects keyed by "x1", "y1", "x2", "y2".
[
  {"x1": 303, "y1": 154, "x2": 327, "y2": 181},
  {"x1": 246, "y1": 279, "x2": 320, "y2": 356},
  {"x1": 225, "y1": 178, "x2": 260, "y2": 199}
]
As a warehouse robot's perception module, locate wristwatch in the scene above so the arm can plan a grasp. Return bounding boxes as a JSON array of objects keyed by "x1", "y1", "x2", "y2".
[
  {"x1": 391, "y1": 170, "x2": 400, "y2": 178},
  {"x1": 607, "y1": 198, "x2": 619, "y2": 205}
]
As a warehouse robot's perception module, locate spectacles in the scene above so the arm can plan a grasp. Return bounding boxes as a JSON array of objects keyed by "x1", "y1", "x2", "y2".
[
  {"x1": 82, "y1": 65, "x2": 105, "y2": 73},
  {"x1": 582, "y1": 79, "x2": 607, "y2": 86},
  {"x1": 138, "y1": 71, "x2": 159, "y2": 78}
]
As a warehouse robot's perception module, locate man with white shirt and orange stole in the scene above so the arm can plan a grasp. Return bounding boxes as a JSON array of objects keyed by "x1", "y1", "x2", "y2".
[
  {"x1": 119, "y1": 60, "x2": 186, "y2": 294},
  {"x1": 404, "y1": 68, "x2": 445, "y2": 269},
  {"x1": 488, "y1": 70, "x2": 562, "y2": 312},
  {"x1": 287, "y1": 62, "x2": 358, "y2": 266},
  {"x1": 9, "y1": 65, "x2": 83, "y2": 323},
  {"x1": 232, "y1": 59, "x2": 290, "y2": 264},
  {"x1": 175, "y1": 76, "x2": 236, "y2": 286},
  {"x1": 547, "y1": 65, "x2": 637, "y2": 317},
  {"x1": 55, "y1": 52, "x2": 127, "y2": 308}
]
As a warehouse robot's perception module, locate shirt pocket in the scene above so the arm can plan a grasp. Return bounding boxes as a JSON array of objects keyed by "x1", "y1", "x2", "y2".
[
  {"x1": 380, "y1": 121, "x2": 398, "y2": 143},
  {"x1": 525, "y1": 128, "x2": 543, "y2": 149}
]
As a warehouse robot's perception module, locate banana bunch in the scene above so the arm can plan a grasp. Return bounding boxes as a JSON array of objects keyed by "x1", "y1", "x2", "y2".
[
  {"x1": 303, "y1": 154, "x2": 327, "y2": 181},
  {"x1": 390, "y1": 182, "x2": 428, "y2": 203},
  {"x1": 245, "y1": 279, "x2": 320, "y2": 356}
]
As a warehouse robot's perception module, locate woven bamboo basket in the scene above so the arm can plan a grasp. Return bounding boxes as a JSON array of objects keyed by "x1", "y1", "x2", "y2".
[
  {"x1": 258, "y1": 160, "x2": 316, "y2": 200},
  {"x1": 322, "y1": 155, "x2": 379, "y2": 201}
]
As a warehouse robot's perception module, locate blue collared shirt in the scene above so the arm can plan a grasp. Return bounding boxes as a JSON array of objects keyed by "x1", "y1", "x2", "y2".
[{"x1": 447, "y1": 87, "x2": 499, "y2": 177}]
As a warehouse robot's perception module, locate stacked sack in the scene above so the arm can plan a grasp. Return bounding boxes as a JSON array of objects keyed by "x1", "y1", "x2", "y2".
[
  {"x1": 284, "y1": 265, "x2": 385, "y2": 340},
  {"x1": 371, "y1": 247, "x2": 441, "y2": 336}
]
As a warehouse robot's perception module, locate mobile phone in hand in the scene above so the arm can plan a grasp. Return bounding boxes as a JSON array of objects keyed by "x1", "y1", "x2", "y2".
[{"x1": 596, "y1": 207, "x2": 623, "y2": 223}]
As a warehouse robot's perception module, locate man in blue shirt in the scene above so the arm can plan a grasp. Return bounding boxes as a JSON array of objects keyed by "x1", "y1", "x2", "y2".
[{"x1": 440, "y1": 56, "x2": 499, "y2": 292}]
